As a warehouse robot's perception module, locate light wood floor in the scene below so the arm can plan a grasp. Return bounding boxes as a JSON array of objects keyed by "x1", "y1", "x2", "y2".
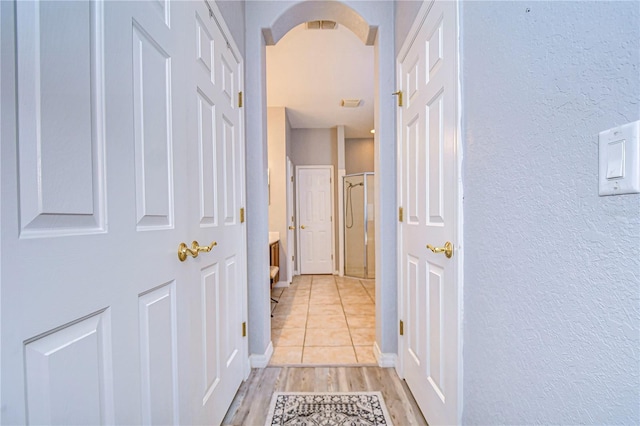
[
  {"x1": 270, "y1": 275, "x2": 376, "y2": 364},
  {"x1": 222, "y1": 366, "x2": 428, "y2": 425}
]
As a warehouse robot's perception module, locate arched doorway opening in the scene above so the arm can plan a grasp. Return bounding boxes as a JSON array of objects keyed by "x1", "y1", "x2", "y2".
[{"x1": 244, "y1": 0, "x2": 397, "y2": 369}]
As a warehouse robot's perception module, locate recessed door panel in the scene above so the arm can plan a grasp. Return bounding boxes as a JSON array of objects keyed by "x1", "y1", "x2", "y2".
[
  {"x1": 220, "y1": 55, "x2": 234, "y2": 106},
  {"x1": 223, "y1": 257, "x2": 239, "y2": 366},
  {"x1": 222, "y1": 115, "x2": 236, "y2": 225},
  {"x1": 427, "y1": 18, "x2": 443, "y2": 77},
  {"x1": 201, "y1": 263, "x2": 221, "y2": 404},
  {"x1": 196, "y1": 14, "x2": 214, "y2": 80},
  {"x1": 138, "y1": 282, "x2": 178, "y2": 425},
  {"x1": 153, "y1": 0, "x2": 170, "y2": 28},
  {"x1": 427, "y1": 92, "x2": 444, "y2": 225},
  {"x1": 16, "y1": 0, "x2": 106, "y2": 237},
  {"x1": 197, "y1": 91, "x2": 217, "y2": 226},
  {"x1": 407, "y1": 255, "x2": 421, "y2": 366},
  {"x1": 407, "y1": 56, "x2": 420, "y2": 106},
  {"x1": 427, "y1": 264, "x2": 444, "y2": 400},
  {"x1": 133, "y1": 22, "x2": 174, "y2": 231},
  {"x1": 406, "y1": 114, "x2": 421, "y2": 224},
  {"x1": 24, "y1": 310, "x2": 114, "y2": 425}
]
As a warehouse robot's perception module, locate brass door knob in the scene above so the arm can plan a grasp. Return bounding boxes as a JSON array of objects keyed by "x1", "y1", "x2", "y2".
[
  {"x1": 288, "y1": 226, "x2": 295, "y2": 230},
  {"x1": 300, "y1": 225, "x2": 306, "y2": 229},
  {"x1": 426, "y1": 241, "x2": 453, "y2": 258},
  {"x1": 178, "y1": 240, "x2": 217, "y2": 262}
]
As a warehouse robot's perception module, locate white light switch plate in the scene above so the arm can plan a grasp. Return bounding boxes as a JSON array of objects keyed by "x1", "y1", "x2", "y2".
[{"x1": 599, "y1": 120, "x2": 640, "y2": 196}]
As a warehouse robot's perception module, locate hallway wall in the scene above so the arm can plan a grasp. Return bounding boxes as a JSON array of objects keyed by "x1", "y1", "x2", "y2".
[
  {"x1": 345, "y1": 138, "x2": 374, "y2": 175},
  {"x1": 267, "y1": 107, "x2": 291, "y2": 281},
  {"x1": 460, "y1": 2, "x2": 639, "y2": 424}
]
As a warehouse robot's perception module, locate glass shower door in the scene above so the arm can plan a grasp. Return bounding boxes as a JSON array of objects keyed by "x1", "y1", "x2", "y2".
[
  {"x1": 365, "y1": 173, "x2": 375, "y2": 278},
  {"x1": 344, "y1": 175, "x2": 366, "y2": 278},
  {"x1": 343, "y1": 173, "x2": 375, "y2": 279}
]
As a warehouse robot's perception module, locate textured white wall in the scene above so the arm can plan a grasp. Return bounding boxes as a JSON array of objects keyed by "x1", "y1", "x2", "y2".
[{"x1": 461, "y1": 1, "x2": 640, "y2": 423}]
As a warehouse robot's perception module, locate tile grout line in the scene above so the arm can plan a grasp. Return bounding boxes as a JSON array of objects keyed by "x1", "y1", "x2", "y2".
[
  {"x1": 301, "y1": 275, "x2": 313, "y2": 363},
  {"x1": 336, "y1": 275, "x2": 360, "y2": 363}
]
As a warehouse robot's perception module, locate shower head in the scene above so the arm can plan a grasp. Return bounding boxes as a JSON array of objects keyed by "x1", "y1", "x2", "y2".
[{"x1": 347, "y1": 182, "x2": 364, "y2": 189}]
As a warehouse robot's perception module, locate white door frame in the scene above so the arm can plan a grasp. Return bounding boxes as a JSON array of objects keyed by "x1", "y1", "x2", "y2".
[
  {"x1": 295, "y1": 165, "x2": 335, "y2": 275},
  {"x1": 395, "y1": 0, "x2": 464, "y2": 422},
  {"x1": 286, "y1": 156, "x2": 296, "y2": 279}
]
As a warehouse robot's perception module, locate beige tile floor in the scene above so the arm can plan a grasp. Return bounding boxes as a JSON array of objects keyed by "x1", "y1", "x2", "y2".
[{"x1": 270, "y1": 275, "x2": 376, "y2": 365}]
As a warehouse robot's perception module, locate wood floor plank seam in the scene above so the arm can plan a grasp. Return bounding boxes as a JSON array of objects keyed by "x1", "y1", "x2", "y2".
[{"x1": 222, "y1": 367, "x2": 428, "y2": 425}]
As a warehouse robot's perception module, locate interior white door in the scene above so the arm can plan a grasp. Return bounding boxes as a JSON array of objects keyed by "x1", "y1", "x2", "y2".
[
  {"x1": 297, "y1": 166, "x2": 333, "y2": 274},
  {"x1": 0, "y1": 1, "x2": 246, "y2": 424},
  {"x1": 1, "y1": 1, "x2": 189, "y2": 423},
  {"x1": 184, "y1": 2, "x2": 247, "y2": 425},
  {"x1": 398, "y1": 1, "x2": 460, "y2": 425}
]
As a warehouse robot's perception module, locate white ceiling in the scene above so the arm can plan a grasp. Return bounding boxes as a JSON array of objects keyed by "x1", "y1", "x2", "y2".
[{"x1": 266, "y1": 23, "x2": 374, "y2": 139}]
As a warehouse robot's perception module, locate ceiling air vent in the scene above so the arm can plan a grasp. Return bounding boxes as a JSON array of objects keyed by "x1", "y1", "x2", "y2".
[
  {"x1": 340, "y1": 99, "x2": 361, "y2": 108},
  {"x1": 306, "y1": 20, "x2": 337, "y2": 30}
]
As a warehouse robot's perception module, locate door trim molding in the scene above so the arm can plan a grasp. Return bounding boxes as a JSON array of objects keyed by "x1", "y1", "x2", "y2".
[{"x1": 295, "y1": 165, "x2": 336, "y2": 275}]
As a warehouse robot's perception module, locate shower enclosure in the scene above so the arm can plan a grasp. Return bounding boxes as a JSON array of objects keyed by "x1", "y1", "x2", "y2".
[{"x1": 343, "y1": 173, "x2": 375, "y2": 279}]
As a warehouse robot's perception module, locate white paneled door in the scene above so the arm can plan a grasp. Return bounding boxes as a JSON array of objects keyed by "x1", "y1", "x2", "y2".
[
  {"x1": 186, "y1": 2, "x2": 247, "y2": 425},
  {"x1": 0, "y1": 1, "x2": 246, "y2": 424},
  {"x1": 297, "y1": 166, "x2": 334, "y2": 274},
  {"x1": 398, "y1": 1, "x2": 461, "y2": 425}
]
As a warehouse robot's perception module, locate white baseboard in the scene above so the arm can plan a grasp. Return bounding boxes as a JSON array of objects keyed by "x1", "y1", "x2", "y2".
[
  {"x1": 333, "y1": 270, "x2": 339, "y2": 275},
  {"x1": 274, "y1": 280, "x2": 289, "y2": 288},
  {"x1": 373, "y1": 341, "x2": 397, "y2": 368},
  {"x1": 249, "y1": 341, "x2": 273, "y2": 368}
]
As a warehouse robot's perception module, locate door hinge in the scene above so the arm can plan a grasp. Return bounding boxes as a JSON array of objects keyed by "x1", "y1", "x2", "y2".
[
  {"x1": 398, "y1": 207, "x2": 403, "y2": 222},
  {"x1": 399, "y1": 320, "x2": 404, "y2": 336},
  {"x1": 240, "y1": 207, "x2": 245, "y2": 223},
  {"x1": 242, "y1": 321, "x2": 247, "y2": 337},
  {"x1": 292, "y1": 255, "x2": 294, "y2": 261},
  {"x1": 291, "y1": 175, "x2": 294, "y2": 182},
  {"x1": 393, "y1": 90, "x2": 403, "y2": 107},
  {"x1": 238, "y1": 91, "x2": 243, "y2": 108},
  {"x1": 331, "y1": 254, "x2": 334, "y2": 260}
]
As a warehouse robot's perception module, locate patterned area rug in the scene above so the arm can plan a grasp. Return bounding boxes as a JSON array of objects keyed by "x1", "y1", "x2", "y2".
[{"x1": 265, "y1": 392, "x2": 393, "y2": 426}]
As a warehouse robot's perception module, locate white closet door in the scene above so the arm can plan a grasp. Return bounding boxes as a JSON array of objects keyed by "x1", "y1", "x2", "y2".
[
  {"x1": 398, "y1": 1, "x2": 461, "y2": 425},
  {"x1": 0, "y1": 1, "x2": 246, "y2": 424},
  {"x1": 184, "y1": 2, "x2": 248, "y2": 425}
]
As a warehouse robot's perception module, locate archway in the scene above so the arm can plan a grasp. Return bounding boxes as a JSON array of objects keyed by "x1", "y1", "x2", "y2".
[{"x1": 244, "y1": 0, "x2": 397, "y2": 369}]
